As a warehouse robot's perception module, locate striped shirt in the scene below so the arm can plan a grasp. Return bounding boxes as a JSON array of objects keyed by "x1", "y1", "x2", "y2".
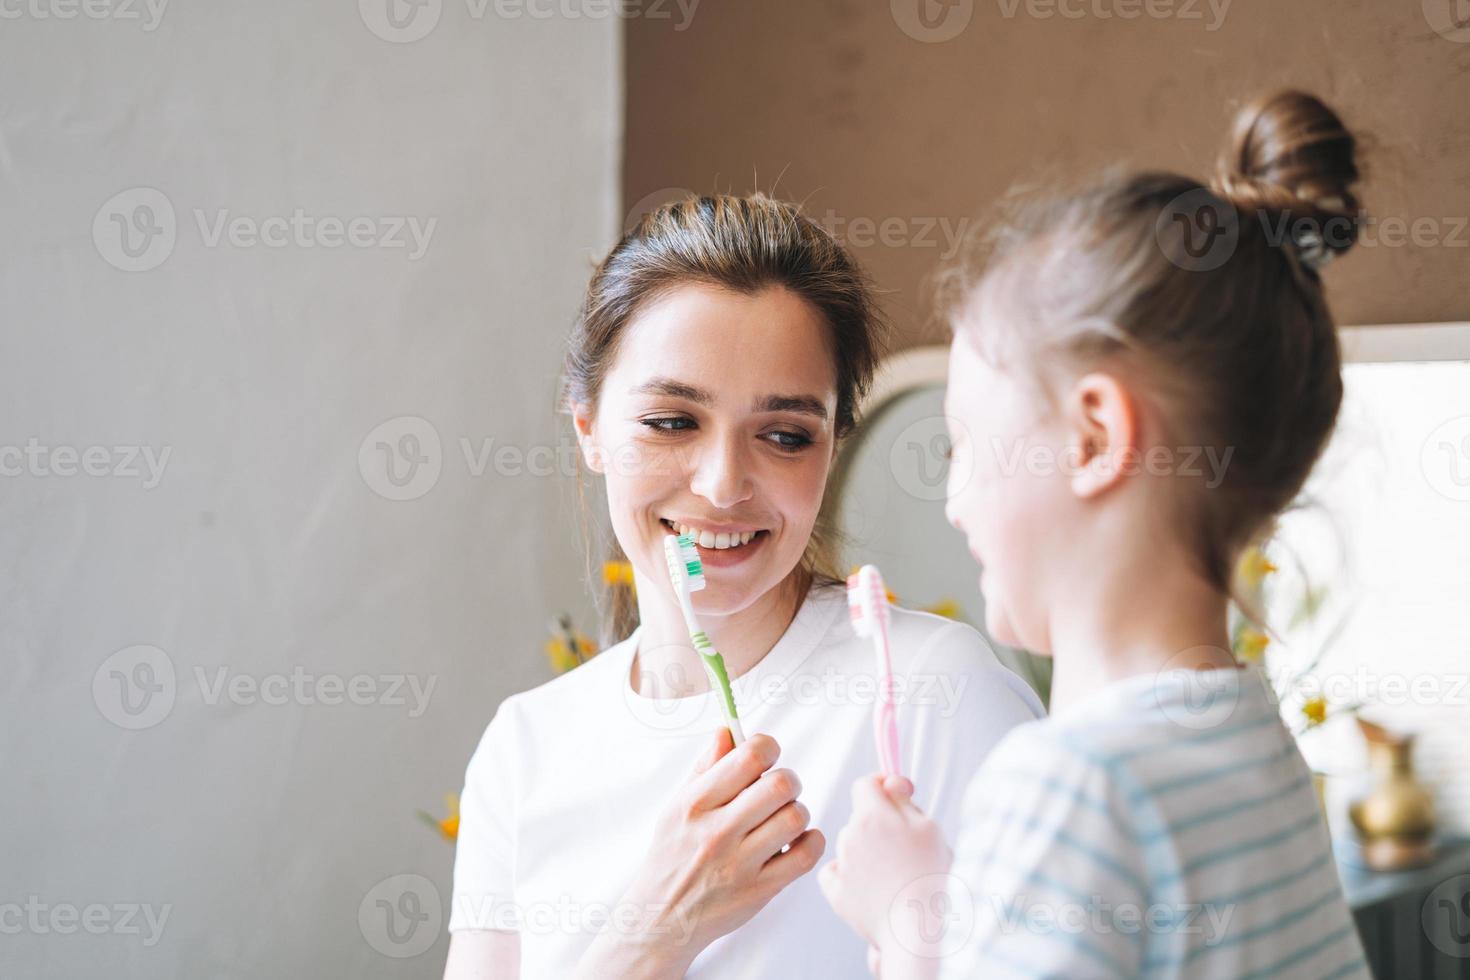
[{"x1": 940, "y1": 666, "x2": 1370, "y2": 979}]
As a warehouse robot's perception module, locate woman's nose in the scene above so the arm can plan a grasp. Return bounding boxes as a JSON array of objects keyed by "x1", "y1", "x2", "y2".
[{"x1": 689, "y1": 435, "x2": 754, "y2": 510}]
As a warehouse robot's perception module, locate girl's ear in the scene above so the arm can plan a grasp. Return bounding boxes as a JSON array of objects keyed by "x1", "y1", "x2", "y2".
[
  {"x1": 1066, "y1": 372, "x2": 1138, "y2": 499},
  {"x1": 570, "y1": 401, "x2": 606, "y2": 474}
]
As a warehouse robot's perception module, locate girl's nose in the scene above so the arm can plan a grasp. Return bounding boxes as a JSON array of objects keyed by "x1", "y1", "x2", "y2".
[
  {"x1": 689, "y1": 436, "x2": 754, "y2": 510},
  {"x1": 944, "y1": 494, "x2": 964, "y2": 532}
]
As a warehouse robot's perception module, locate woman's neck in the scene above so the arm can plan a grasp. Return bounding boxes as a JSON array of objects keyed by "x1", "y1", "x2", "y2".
[
  {"x1": 1044, "y1": 550, "x2": 1237, "y2": 717},
  {"x1": 628, "y1": 569, "x2": 808, "y2": 698}
]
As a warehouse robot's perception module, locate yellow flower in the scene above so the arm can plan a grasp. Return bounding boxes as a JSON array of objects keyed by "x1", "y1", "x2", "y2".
[
  {"x1": 418, "y1": 795, "x2": 460, "y2": 842},
  {"x1": 847, "y1": 567, "x2": 898, "y2": 605},
  {"x1": 603, "y1": 560, "x2": 636, "y2": 589},
  {"x1": 1238, "y1": 547, "x2": 1278, "y2": 589},
  {"x1": 923, "y1": 599, "x2": 962, "y2": 620},
  {"x1": 1236, "y1": 627, "x2": 1270, "y2": 663},
  {"x1": 545, "y1": 629, "x2": 597, "y2": 674},
  {"x1": 1301, "y1": 697, "x2": 1327, "y2": 728}
]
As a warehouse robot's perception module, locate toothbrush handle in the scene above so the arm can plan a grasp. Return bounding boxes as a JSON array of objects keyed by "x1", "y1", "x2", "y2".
[
  {"x1": 876, "y1": 701, "x2": 901, "y2": 778},
  {"x1": 697, "y1": 644, "x2": 745, "y2": 747},
  {"x1": 875, "y1": 629, "x2": 903, "y2": 778}
]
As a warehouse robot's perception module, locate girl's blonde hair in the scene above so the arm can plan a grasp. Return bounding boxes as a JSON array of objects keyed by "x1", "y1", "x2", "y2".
[
  {"x1": 564, "y1": 194, "x2": 888, "y2": 645},
  {"x1": 940, "y1": 91, "x2": 1363, "y2": 599}
]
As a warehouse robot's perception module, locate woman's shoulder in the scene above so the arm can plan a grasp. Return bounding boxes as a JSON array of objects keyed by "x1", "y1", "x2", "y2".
[
  {"x1": 467, "y1": 631, "x2": 639, "y2": 752},
  {"x1": 885, "y1": 603, "x2": 992, "y2": 662},
  {"x1": 876, "y1": 601, "x2": 1047, "y2": 722},
  {"x1": 812, "y1": 581, "x2": 985, "y2": 656},
  {"x1": 883, "y1": 604, "x2": 1028, "y2": 690},
  {"x1": 516, "y1": 630, "x2": 638, "y2": 706}
]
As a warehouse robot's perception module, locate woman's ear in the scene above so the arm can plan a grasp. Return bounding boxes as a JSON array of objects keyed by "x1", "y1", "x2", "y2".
[
  {"x1": 1065, "y1": 372, "x2": 1137, "y2": 499},
  {"x1": 570, "y1": 401, "x2": 606, "y2": 474}
]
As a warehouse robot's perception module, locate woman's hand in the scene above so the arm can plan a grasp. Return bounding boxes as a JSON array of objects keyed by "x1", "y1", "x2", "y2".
[
  {"x1": 818, "y1": 774, "x2": 953, "y2": 979},
  {"x1": 575, "y1": 727, "x2": 825, "y2": 979}
]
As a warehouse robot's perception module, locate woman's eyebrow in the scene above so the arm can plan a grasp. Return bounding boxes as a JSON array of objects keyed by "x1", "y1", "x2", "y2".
[
  {"x1": 630, "y1": 379, "x2": 829, "y2": 421},
  {"x1": 630, "y1": 378, "x2": 711, "y2": 404},
  {"x1": 758, "y1": 395, "x2": 828, "y2": 420}
]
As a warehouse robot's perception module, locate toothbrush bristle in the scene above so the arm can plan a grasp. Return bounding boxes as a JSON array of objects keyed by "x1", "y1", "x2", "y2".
[
  {"x1": 847, "y1": 565, "x2": 890, "y2": 636},
  {"x1": 665, "y1": 532, "x2": 706, "y2": 593},
  {"x1": 847, "y1": 573, "x2": 867, "y2": 632}
]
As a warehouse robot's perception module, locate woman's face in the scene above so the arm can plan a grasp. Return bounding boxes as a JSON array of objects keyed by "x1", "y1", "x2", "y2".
[{"x1": 576, "y1": 283, "x2": 838, "y2": 617}]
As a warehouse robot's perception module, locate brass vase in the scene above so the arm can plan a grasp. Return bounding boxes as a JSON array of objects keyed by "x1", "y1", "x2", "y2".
[{"x1": 1348, "y1": 717, "x2": 1436, "y2": 871}]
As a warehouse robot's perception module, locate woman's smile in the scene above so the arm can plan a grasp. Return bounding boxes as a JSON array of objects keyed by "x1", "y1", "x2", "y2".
[{"x1": 660, "y1": 517, "x2": 773, "y2": 568}]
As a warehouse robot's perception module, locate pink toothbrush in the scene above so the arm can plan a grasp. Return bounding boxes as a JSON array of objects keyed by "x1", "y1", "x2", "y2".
[{"x1": 847, "y1": 565, "x2": 902, "y2": 778}]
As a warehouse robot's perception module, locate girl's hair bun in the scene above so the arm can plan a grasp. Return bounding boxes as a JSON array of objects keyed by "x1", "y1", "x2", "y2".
[{"x1": 1212, "y1": 90, "x2": 1363, "y2": 266}]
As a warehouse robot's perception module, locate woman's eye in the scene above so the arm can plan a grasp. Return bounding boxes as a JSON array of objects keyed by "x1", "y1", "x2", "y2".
[
  {"x1": 765, "y1": 430, "x2": 812, "y2": 451},
  {"x1": 640, "y1": 417, "x2": 695, "y2": 433}
]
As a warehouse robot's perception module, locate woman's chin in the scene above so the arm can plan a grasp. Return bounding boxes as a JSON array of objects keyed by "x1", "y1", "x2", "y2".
[
  {"x1": 688, "y1": 560, "x2": 799, "y2": 619},
  {"x1": 689, "y1": 564, "x2": 780, "y2": 613}
]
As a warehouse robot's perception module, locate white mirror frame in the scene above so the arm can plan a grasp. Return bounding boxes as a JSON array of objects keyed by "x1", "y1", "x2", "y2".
[
  {"x1": 1338, "y1": 322, "x2": 1470, "y2": 362},
  {"x1": 842, "y1": 321, "x2": 1470, "y2": 458},
  {"x1": 833, "y1": 319, "x2": 1470, "y2": 509}
]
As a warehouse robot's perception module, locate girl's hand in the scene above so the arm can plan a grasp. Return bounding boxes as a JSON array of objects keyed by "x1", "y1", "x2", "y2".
[
  {"x1": 577, "y1": 728, "x2": 825, "y2": 979},
  {"x1": 818, "y1": 774, "x2": 953, "y2": 972}
]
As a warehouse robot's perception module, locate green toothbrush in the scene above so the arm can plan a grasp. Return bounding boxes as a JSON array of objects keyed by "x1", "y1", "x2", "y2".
[{"x1": 664, "y1": 532, "x2": 745, "y2": 745}]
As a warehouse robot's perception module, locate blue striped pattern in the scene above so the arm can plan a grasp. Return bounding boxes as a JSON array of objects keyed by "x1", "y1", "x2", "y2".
[{"x1": 941, "y1": 669, "x2": 1370, "y2": 980}]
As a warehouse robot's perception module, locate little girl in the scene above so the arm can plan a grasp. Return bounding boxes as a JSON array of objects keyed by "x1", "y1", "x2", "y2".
[{"x1": 819, "y1": 90, "x2": 1371, "y2": 979}]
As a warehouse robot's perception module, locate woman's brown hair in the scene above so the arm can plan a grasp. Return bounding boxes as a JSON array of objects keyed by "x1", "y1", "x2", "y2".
[
  {"x1": 941, "y1": 90, "x2": 1363, "y2": 602},
  {"x1": 564, "y1": 193, "x2": 887, "y2": 645}
]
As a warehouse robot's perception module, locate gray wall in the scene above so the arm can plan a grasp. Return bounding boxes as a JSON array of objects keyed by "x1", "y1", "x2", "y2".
[{"x1": 1, "y1": 3, "x2": 620, "y2": 976}]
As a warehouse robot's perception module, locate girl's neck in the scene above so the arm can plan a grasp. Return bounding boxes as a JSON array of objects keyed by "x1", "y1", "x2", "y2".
[
  {"x1": 628, "y1": 568, "x2": 808, "y2": 698},
  {"x1": 1044, "y1": 555, "x2": 1236, "y2": 716}
]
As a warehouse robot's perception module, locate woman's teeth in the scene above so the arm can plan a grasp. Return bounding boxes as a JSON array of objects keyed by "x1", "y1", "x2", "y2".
[{"x1": 668, "y1": 522, "x2": 758, "y2": 550}]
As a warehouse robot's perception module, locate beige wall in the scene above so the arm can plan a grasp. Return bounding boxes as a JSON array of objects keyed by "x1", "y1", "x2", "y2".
[{"x1": 626, "y1": 0, "x2": 1470, "y2": 341}]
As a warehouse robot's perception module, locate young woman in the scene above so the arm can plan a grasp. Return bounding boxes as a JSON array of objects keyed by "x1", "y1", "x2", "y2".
[
  {"x1": 442, "y1": 195, "x2": 1044, "y2": 979},
  {"x1": 819, "y1": 92, "x2": 1371, "y2": 979}
]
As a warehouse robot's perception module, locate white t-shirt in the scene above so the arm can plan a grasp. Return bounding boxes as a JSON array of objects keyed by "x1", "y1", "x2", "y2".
[
  {"x1": 942, "y1": 666, "x2": 1370, "y2": 979},
  {"x1": 450, "y1": 583, "x2": 1044, "y2": 978}
]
